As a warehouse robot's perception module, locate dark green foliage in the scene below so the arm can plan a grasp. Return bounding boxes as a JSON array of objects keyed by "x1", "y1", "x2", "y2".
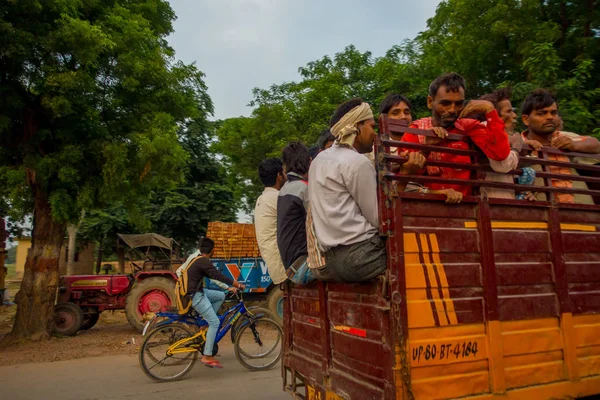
[
  {"x1": 215, "y1": 1, "x2": 600, "y2": 209},
  {"x1": 0, "y1": 0, "x2": 211, "y2": 224}
]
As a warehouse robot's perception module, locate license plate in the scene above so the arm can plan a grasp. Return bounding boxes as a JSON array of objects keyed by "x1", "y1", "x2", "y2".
[{"x1": 142, "y1": 320, "x2": 152, "y2": 336}]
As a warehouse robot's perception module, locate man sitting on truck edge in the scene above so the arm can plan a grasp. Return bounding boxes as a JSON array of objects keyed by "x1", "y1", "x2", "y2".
[
  {"x1": 187, "y1": 237, "x2": 245, "y2": 369},
  {"x1": 277, "y1": 142, "x2": 314, "y2": 284},
  {"x1": 308, "y1": 98, "x2": 424, "y2": 283},
  {"x1": 401, "y1": 73, "x2": 515, "y2": 197},
  {"x1": 254, "y1": 158, "x2": 288, "y2": 286},
  {"x1": 520, "y1": 89, "x2": 600, "y2": 204}
]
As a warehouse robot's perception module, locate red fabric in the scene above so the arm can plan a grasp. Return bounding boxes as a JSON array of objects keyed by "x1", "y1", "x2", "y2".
[
  {"x1": 402, "y1": 118, "x2": 472, "y2": 196},
  {"x1": 399, "y1": 111, "x2": 511, "y2": 197},
  {"x1": 456, "y1": 110, "x2": 510, "y2": 161}
]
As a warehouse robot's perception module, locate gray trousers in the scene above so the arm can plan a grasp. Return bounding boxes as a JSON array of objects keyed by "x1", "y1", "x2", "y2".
[{"x1": 319, "y1": 235, "x2": 387, "y2": 283}]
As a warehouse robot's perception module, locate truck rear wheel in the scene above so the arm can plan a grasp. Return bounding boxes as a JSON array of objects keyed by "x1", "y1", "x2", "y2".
[
  {"x1": 53, "y1": 303, "x2": 84, "y2": 336},
  {"x1": 267, "y1": 286, "x2": 284, "y2": 325},
  {"x1": 125, "y1": 277, "x2": 176, "y2": 332}
]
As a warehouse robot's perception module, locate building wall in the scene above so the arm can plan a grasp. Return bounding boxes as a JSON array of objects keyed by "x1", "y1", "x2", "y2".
[
  {"x1": 59, "y1": 243, "x2": 96, "y2": 276},
  {"x1": 15, "y1": 238, "x2": 32, "y2": 279}
]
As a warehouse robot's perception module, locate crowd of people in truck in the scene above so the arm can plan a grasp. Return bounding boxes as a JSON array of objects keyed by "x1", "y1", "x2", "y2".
[{"x1": 253, "y1": 72, "x2": 600, "y2": 286}]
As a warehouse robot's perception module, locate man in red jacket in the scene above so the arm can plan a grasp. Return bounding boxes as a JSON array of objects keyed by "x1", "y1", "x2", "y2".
[{"x1": 401, "y1": 73, "x2": 512, "y2": 196}]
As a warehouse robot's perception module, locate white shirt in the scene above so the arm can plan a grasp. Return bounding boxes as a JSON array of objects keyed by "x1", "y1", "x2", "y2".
[
  {"x1": 308, "y1": 144, "x2": 378, "y2": 251},
  {"x1": 254, "y1": 187, "x2": 287, "y2": 284}
]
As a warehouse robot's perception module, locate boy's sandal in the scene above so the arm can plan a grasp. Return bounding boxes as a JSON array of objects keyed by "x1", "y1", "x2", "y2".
[{"x1": 202, "y1": 359, "x2": 224, "y2": 369}]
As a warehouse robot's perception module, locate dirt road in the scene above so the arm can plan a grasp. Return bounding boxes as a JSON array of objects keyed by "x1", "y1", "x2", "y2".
[{"x1": 0, "y1": 343, "x2": 287, "y2": 400}]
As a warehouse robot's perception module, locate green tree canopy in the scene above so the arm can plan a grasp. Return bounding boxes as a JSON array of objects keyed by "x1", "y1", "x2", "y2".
[
  {"x1": 79, "y1": 119, "x2": 238, "y2": 257},
  {"x1": 214, "y1": 45, "x2": 425, "y2": 210},
  {"x1": 145, "y1": 119, "x2": 237, "y2": 252},
  {"x1": 415, "y1": 0, "x2": 600, "y2": 133},
  {"x1": 0, "y1": 0, "x2": 211, "y2": 342},
  {"x1": 215, "y1": 1, "x2": 600, "y2": 211}
]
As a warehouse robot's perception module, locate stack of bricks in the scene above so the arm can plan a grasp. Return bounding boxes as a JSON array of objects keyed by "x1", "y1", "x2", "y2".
[{"x1": 206, "y1": 222, "x2": 261, "y2": 259}]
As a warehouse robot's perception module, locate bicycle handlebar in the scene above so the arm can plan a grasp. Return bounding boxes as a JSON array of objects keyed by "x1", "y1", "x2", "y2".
[{"x1": 225, "y1": 288, "x2": 244, "y2": 301}]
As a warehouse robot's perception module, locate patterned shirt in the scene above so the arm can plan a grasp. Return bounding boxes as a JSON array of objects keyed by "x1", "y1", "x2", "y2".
[{"x1": 521, "y1": 130, "x2": 589, "y2": 203}]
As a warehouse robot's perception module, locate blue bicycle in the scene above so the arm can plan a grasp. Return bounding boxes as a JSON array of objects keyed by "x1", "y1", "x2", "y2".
[{"x1": 138, "y1": 291, "x2": 283, "y2": 382}]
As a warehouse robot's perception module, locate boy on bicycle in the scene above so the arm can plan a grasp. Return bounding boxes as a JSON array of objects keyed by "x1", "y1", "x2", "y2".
[{"x1": 187, "y1": 237, "x2": 245, "y2": 368}]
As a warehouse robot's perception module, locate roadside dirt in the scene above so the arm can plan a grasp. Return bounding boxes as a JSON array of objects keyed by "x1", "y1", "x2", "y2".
[
  {"x1": 0, "y1": 288, "x2": 267, "y2": 367},
  {"x1": 0, "y1": 306, "x2": 144, "y2": 366}
]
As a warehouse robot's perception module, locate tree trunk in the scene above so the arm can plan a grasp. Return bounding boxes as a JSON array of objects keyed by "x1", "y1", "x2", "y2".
[
  {"x1": 1, "y1": 188, "x2": 66, "y2": 345},
  {"x1": 66, "y1": 224, "x2": 78, "y2": 276},
  {"x1": 95, "y1": 246, "x2": 103, "y2": 274},
  {"x1": 117, "y1": 247, "x2": 125, "y2": 274},
  {"x1": 0, "y1": 218, "x2": 6, "y2": 293},
  {"x1": 66, "y1": 210, "x2": 85, "y2": 276},
  {"x1": 583, "y1": 0, "x2": 594, "y2": 38}
]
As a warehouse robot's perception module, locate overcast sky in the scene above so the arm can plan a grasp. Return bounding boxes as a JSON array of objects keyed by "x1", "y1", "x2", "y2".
[{"x1": 167, "y1": 0, "x2": 442, "y2": 121}]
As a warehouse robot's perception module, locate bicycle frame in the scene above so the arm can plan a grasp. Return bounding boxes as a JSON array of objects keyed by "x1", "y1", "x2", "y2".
[{"x1": 143, "y1": 292, "x2": 250, "y2": 346}]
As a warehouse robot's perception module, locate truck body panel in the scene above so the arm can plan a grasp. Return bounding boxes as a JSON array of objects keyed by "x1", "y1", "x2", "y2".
[
  {"x1": 205, "y1": 257, "x2": 271, "y2": 293},
  {"x1": 282, "y1": 117, "x2": 600, "y2": 400}
]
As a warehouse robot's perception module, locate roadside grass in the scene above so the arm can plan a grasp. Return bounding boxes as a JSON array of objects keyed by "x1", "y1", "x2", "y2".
[{"x1": 6, "y1": 263, "x2": 16, "y2": 279}]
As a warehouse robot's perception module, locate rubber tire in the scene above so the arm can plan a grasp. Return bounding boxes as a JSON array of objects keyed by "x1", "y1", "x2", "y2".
[
  {"x1": 81, "y1": 312, "x2": 100, "y2": 331},
  {"x1": 230, "y1": 306, "x2": 278, "y2": 343},
  {"x1": 266, "y1": 286, "x2": 284, "y2": 325},
  {"x1": 139, "y1": 323, "x2": 198, "y2": 383},
  {"x1": 234, "y1": 317, "x2": 283, "y2": 371},
  {"x1": 53, "y1": 303, "x2": 84, "y2": 336},
  {"x1": 125, "y1": 277, "x2": 176, "y2": 332}
]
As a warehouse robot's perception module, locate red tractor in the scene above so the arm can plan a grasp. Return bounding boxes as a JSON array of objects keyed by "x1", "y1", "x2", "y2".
[{"x1": 54, "y1": 233, "x2": 182, "y2": 336}]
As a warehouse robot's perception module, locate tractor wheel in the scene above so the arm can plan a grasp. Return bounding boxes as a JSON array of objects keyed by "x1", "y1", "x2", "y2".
[
  {"x1": 53, "y1": 303, "x2": 84, "y2": 336},
  {"x1": 125, "y1": 277, "x2": 176, "y2": 332},
  {"x1": 81, "y1": 308, "x2": 100, "y2": 331},
  {"x1": 266, "y1": 286, "x2": 284, "y2": 325}
]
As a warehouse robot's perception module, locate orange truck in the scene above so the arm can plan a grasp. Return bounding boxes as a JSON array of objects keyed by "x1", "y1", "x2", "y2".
[{"x1": 282, "y1": 117, "x2": 600, "y2": 399}]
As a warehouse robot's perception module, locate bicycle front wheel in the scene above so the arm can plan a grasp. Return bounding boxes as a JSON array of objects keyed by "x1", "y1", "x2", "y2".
[
  {"x1": 234, "y1": 317, "x2": 283, "y2": 371},
  {"x1": 139, "y1": 323, "x2": 199, "y2": 382}
]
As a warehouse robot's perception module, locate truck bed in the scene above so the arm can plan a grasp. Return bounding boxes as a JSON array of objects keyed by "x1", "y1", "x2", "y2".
[{"x1": 283, "y1": 196, "x2": 600, "y2": 400}]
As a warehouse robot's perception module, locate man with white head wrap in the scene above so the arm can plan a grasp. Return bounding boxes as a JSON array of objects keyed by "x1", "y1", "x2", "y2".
[{"x1": 308, "y1": 98, "x2": 424, "y2": 282}]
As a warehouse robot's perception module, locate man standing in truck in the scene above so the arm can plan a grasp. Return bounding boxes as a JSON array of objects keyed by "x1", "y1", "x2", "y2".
[
  {"x1": 254, "y1": 158, "x2": 287, "y2": 286},
  {"x1": 401, "y1": 73, "x2": 517, "y2": 197},
  {"x1": 308, "y1": 98, "x2": 425, "y2": 282},
  {"x1": 379, "y1": 93, "x2": 464, "y2": 203},
  {"x1": 379, "y1": 93, "x2": 413, "y2": 129},
  {"x1": 520, "y1": 89, "x2": 600, "y2": 204}
]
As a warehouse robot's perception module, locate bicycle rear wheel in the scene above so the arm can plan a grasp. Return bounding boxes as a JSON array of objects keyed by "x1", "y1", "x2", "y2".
[
  {"x1": 139, "y1": 323, "x2": 199, "y2": 382},
  {"x1": 234, "y1": 317, "x2": 283, "y2": 371}
]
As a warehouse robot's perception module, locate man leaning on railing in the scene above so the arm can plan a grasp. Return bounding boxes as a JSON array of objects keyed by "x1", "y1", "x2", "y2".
[{"x1": 520, "y1": 89, "x2": 600, "y2": 204}]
